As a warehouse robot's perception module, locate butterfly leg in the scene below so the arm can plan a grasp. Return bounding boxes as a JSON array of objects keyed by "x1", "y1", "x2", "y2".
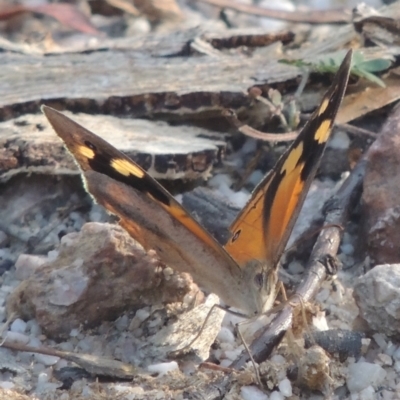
[
  {"x1": 167, "y1": 303, "x2": 229, "y2": 358},
  {"x1": 235, "y1": 322, "x2": 263, "y2": 388}
]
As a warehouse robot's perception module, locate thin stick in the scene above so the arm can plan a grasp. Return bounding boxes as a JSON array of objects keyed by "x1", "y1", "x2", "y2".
[{"x1": 196, "y1": 0, "x2": 351, "y2": 24}]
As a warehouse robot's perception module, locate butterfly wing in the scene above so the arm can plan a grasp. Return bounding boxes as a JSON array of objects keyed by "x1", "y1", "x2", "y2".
[
  {"x1": 225, "y1": 50, "x2": 352, "y2": 273},
  {"x1": 42, "y1": 106, "x2": 265, "y2": 314}
]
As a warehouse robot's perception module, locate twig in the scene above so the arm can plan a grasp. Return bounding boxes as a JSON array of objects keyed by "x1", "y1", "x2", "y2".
[
  {"x1": 225, "y1": 108, "x2": 378, "y2": 143},
  {"x1": 196, "y1": 0, "x2": 351, "y2": 24},
  {"x1": 222, "y1": 109, "x2": 298, "y2": 142},
  {"x1": 230, "y1": 156, "x2": 367, "y2": 368},
  {"x1": 1, "y1": 339, "x2": 139, "y2": 379}
]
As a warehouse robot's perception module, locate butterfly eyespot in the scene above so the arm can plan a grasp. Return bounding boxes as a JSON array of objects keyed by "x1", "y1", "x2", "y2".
[
  {"x1": 231, "y1": 230, "x2": 241, "y2": 243},
  {"x1": 84, "y1": 141, "x2": 97, "y2": 151}
]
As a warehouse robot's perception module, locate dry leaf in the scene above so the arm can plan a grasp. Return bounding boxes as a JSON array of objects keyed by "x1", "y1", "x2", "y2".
[{"x1": 0, "y1": 3, "x2": 99, "y2": 35}]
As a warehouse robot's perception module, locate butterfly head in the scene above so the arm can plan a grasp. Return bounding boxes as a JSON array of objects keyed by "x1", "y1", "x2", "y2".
[{"x1": 242, "y1": 260, "x2": 279, "y2": 315}]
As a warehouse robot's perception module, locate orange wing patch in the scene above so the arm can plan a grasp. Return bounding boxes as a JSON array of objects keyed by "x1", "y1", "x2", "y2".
[
  {"x1": 224, "y1": 184, "x2": 270, "y2": 266},
  {"x1": 225, "y1": 50, "x2": 353, "y2": 271}
]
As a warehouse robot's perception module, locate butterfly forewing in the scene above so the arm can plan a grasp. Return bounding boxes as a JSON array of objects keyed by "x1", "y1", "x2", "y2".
[
  {"x1": 225, "y1": 50, "x2": 352, "y2": 271},
  {"x1": 41, "y1": 106, "x2": 264, "y2": 314}
]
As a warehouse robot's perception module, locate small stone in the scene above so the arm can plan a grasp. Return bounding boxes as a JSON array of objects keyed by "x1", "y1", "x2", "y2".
[
  {"x1": 7, "y1": 223, "x2": 198, "y2": 340},
  {"x1": 375, "y1": 353, "x2": 393, "y2": 366},
  {"x1": 270, "y1": 391, "x2": 284, "y2": 400},
  {"x1": 115, "y1": 315, "x2": 129, "y2": 331},
  {"x1": 27, "y1": 320, "x2": 42, "y2": 336},
  {"x1": 358, "y1": 386, "x2": 375, "y2": 400},
  {"x1": 0, "y1": 381, "x2": 14, "y2": 390},
  {"x1": 69, "y1": 329, "x2": 80, "y2": 337},
  {"x1": 340, "y1": 243, "x2": 354, "y2": 256},
  {"x1": 147, "y1": 362, "x2": 178, "y2": 376},
  {"x1": 278, "y1": 378, "x2": 292, "y2": 397},
  {"x1": 353, "y1": 264, "x2": 400, "y2": 337},
  {"x1": 5, "y1": 331, "x2": 29, "y2": 345},
  {"x1": 347, "y1": 362, "x2": 386, "y2": 393},
  {"x1": 34, "y1": 353, "x2": 60, "y2": 366},
  {"x1": 134, "y1": 308, "x2": 151, "y2": 322},
  {"x1": 373, "y1": 333, "x2": 388, "y2": 351},
  {"x1": 217, "y1": 327, "x2": 235, "y2": 344},
  {"x1": 316, "y1": 288, "x2": 330, "y2": 303},
  {"x1": 15, "y1": 254, "x2": 47, "y2": 280},
  {"x1": 10, "y1": 318, "x2": 27, "y2": 333},
  {"x1": 393, "y1": 346, "x2": 400, "y2": 361},
  {"x1": 241, "y1": 386, "x2": 269, "y2": 400},
  {"x1": 287, "y1": 260, "x2": 305, "y2": 275}
]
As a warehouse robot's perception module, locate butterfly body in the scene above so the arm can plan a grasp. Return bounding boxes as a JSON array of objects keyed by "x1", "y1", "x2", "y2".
[{"x1": 42, "y1": 50, "x2": 352, "y2": 317}]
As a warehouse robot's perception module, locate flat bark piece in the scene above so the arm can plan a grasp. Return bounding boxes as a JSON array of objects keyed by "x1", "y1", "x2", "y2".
[{"x1": 0, "y1": 112, "x2": 226, "y2": 182}]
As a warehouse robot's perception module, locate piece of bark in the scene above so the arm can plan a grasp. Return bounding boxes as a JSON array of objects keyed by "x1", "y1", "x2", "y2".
[{"x1": 0, "y1": 113, "x2": 226, "y2": 182}]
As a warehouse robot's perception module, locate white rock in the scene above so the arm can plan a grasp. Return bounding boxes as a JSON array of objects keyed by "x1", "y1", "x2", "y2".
[
  {"x1": 0, "y1": 381, "x2": 14, "y2": 390},
  {"x1": 358, "y1": 386, "x2": 375, "y2": 400},
  {"x1": 147, "y1": 361, "x2": 178, "y2": 376},
  {"x1": 10, "y1": 318, "x2": 27, "y2": 333},
  {"x1": 217, "y1": 327, "x2": 235, "y2": 344},
  {"x1": 240, "y1": 138, "x2": 257, "y2": 155},
  {"x1": 135, "y1": 308, "x2": 151, "y2": 322},
  {"x1": 287, "y1": 260, "x2": 304, "y2": 274},
  {"x1": 219, "y1": 359, "x2": 232, "y2": 368},
  {"x1": 34, "y1": 353, "x2": 60, "y2": 366},
  {"x1": 230, "y1": 190, "x2": 250, "y2": 209},
  {"x1": 115, "y1": 315, "x2": 129, "y2": 331},
  {"x1": 270, "y1": 354, "x2": 286, "y2": 365},
  {"x1": 347, "y1": 362, "x2": 386, "y2": 393},
  {"x1": 328, "y1": 130, "x2": 351, "y2": 150},
  {"x1": 376, "y1": 353, "x2": 393, "y2": 366},
  {"x1": 69, "y1": 328, "x2": 80, "y2": 337},
  {"x1": 247, "y1": 170, "x2": 264, "y2": 187},
  {"x1": 373, "y1": 333, "x2": 388, "y2": 351},
  {"x1": 385, "y1": 342, "x2": 397, "y2": 357},
  {"x1": 394, "y1": 361, "x2": 400, "y2": 372},
  {"x1": 47, "y1": 250, "x2": 59, "y2": 262},
  {"x1": 316, "y1": 288, "x2": 330, "y2": 303},
  {"x1": 209, "y1": 174, "x2": 233, "y2": 190},
  {"x1": 393, "y1": 346, "x2": 400, "y2": 361},
  {"x1": 15, "y1": 254, "x2": 47, "y2": 280},
  {"x1": 224, "y1": 348, "x2": 243, "y2": 361},
  {"x1": 270, "y1": 391, "x2": 284, "y2": 400},
  {"x1": 354, "y1": 265, "x2": 400, "y2": 336},
  {"x1": 278, "y1": 378, "x2": 292, "y2": 397},
  {"x1": 241, "y1": 385, "x2": 269, "y2": 400},
  {"x1": 312, "y1": 313, "x2": 329, "y2": 331},
  {"x1": 340, "y1": 243, "x2": 354, "y2": 256},
  {"x1": 5, "y1": 331, "x2": 29, "y2": 345},
  {"x1": 27, "y1": 319, "x2": 42, "y2": 336}
]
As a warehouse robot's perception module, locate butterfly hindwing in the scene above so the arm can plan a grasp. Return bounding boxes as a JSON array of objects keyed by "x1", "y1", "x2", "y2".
[{"x1": 225, "y1": 50, "x2": 352, "y2": 270}]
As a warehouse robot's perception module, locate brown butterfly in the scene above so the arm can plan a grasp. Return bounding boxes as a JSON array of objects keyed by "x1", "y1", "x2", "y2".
[{"x1": 42, "y1": 50, "x2": 352, "y2": 317}]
